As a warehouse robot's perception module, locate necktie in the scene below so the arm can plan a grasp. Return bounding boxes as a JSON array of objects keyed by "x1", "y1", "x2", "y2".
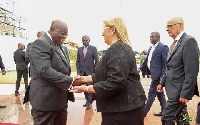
[
  {"x1": 170, "y1": 40, "x2": 177, "y2": 53},
  {"x1": 83, "y1": 47, "x2": 87, "y2": 58}
]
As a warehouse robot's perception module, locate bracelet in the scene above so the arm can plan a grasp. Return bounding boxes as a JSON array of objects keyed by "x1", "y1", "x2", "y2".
[{"x1": 86, "y1": 86, "x2": 90, "y2": 93}]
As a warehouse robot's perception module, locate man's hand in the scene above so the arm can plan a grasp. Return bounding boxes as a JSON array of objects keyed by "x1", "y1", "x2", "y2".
[
  {"x1": 179, "y1": 97, "x2": 189, "y2": 103},
  {"x1": 157, "y1": 84, "x2": 164, "y2": 92},
  {"x1": 72, "y1": 75, "x2": 89, "y2": 86},
  {"x1": 137, "y1": 69, "x2": 141, "y2": 73},
  {"x1": 1, "y1": 69, "x2": 6, "y2": 75}
]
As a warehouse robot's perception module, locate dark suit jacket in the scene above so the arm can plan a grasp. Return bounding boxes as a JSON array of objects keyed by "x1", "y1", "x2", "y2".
[
  {"x1": 76, "y1": 45, "x2": 99, "y2": 75},
  {"x1": 92, "y1": 40, "x2": 146, "y2": 112},
  {"x1": 0, "y1": 55, "x2": 5, "y2": 70},
  {"x1": 14, "y1": 49, "x2": 28, "y2": 70},
  {"x1": 161, "y1": 33, "x2": 199, "y2": 100},
  {"x1": 140, "y1": 42, "x2": 169, "y2": 80},
  {"x1": 25, "y1": 42, "x2": 33, "y2": 63},
  {"x1": 29, "y1": 33, "x2": 74, "y2": 111}
]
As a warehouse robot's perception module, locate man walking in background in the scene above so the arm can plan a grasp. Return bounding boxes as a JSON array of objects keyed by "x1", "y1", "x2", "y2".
[
  {"x1": 25, "y1": 31, "x2": 45, "y2": 77},
  {"x1": 157, "y1": 17, "x2": 199, "y2": 125},
  {"x1": 14, "y1": 43, "x2": 28, "y2": 96},
  {"x1": 139, "y1": 32, "x2": 169, "y2": 117},
  {"x1": 0, "y1": 55, "x2": 6, "y2": 108},
  {"x1": 76, "y1": 35, "x2": 99, "y2": 110}
]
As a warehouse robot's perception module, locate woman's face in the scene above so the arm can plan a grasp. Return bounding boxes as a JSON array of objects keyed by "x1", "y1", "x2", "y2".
[{"x1": 102, "y1": 26, "x2": 112, "y2": 45}]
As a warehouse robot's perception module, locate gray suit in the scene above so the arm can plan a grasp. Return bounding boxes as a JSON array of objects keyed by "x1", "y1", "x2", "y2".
[
  {"x1": 14, "y1": 49, "x2": 28, "y2": 92},
  {"x1": 161, "y1": 33, "x2": 199, "y2": 125},
  {"x1": 29, "y1": 33, "x2": 74, "y2": 124}
]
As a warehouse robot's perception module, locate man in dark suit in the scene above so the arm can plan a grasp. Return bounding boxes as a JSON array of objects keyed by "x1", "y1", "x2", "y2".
[
  {"x1": 25, "y1": 31, "x2": 45, "y2": 77},
  {"x1": 0, "y1": 55, "x2": 6, "y2": 108},
  {"x1": 76, "y1": 35, "x2": 99, "y2": 110},
  {"x1": 14, "y1": 43, "x2": 28, "y2": 96},
  {"x1": 28, "y1": 20, "x2": 83, "y2": 125},
  {"x1": 157, "y1": 17, "x2": 199, "y2": 125},
  {"x1": 139, "y1": 32, "x2": 169, "y2": 117}
]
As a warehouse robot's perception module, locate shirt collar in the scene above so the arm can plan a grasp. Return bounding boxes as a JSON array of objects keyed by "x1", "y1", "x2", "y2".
[
  {"x1": 152, "y1": 41, "x2": 159, "y2": 48},
  {"x1": 175, "y1": 31, "x2": 184, "y2": 41}
]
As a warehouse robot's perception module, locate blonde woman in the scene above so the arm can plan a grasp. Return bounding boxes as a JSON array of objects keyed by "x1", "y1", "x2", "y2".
[{"x1": 71, "y1": 17, "x2": 146, "y2": 125}]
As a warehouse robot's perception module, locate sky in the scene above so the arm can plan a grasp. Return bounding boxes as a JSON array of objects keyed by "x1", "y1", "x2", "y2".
[{"x1": 0, "y1": 0, "x2": 200, "y2": 69}]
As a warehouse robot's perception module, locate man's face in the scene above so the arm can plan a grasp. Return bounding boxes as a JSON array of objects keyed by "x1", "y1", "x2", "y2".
[
  {"x1": 51, "y1": 27, "x2": 68, "y2": 46},
  {"x1": 150, "y1": 34, "x2": 159, "y2": 45},
  {"x1": 82, "y1": 36, "x2": 90, "y2": 46},
  {"x1": 166, "y1": 20, "x2": 181, "y2": 39}
]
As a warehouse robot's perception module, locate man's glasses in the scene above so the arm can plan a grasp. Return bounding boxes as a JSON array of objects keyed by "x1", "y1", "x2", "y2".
[
  {"x1": 56, "y1": 28, "x2": 68, "y2": 37},
  {"x1": 166, "y1": 23, "x2": 180, "y2": 29}
]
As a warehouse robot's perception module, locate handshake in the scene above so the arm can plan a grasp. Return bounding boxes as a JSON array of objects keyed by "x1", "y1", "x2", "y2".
[
  {"x1": 70, "y1": 75, "x2": 94, "y2": 93},
  {"x1": 72, "y1": 75, "x2": 91, "y2": 86}
]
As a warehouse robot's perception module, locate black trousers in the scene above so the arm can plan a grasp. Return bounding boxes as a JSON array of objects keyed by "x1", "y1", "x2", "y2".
[
  {"x1": 16, "y1": 69, "x2": 28, "y2": 92},
  {"x1": 162, "y1": 100, "x2": 190, "y2": 125},
  {"x1": 83, "y1": 72, "x2": 93, "y2": 104},
  {"x1": 101, "y1": 104, "x2": 144, "y2": 125},
  {"x1": 32, "y1": 106, "x2": 68, "y2": 125}
]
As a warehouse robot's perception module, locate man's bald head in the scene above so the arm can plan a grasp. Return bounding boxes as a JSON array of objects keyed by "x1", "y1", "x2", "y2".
[
  {"x1": 37, "y1": 31, "x2": 45, "y2": 38},
  {"x1": 48, "y1": 20, "x2": 68, "y2": 46},
  {"x1": 18, "y1": 43, "x2": 25, "y2": 50}
]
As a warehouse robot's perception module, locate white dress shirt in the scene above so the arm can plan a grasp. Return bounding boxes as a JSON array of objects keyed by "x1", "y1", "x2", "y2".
[{"x1": 147, "y1": 42, "x2": 159, "y2": 69}]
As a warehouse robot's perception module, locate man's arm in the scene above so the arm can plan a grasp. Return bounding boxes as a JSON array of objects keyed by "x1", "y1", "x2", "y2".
[
  {"x1": 25, "y1": 43, "x2": 32, "y2": 63},
  {"x1": 161, "y1": 45, "x2": 169, "y2": 77},
  {"x1": 93, "y1": 47, "x2": 99, "y2": 67},
  {"x1": 0, "y1": 55, "x2": 6, "y2": 75},
  {"x1": 180, "y1": 37, "x2": 199, "y2": 100},
  {"x1": 76, "y1": 48, "x2": 81, "y2": 74}
]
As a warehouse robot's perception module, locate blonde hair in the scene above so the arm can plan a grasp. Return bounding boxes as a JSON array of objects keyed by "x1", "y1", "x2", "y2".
[{"x1": 103, "y1": 17, "x2": 132, "y2": 47}]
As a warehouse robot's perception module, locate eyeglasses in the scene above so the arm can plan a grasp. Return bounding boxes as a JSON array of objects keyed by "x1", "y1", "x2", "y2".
[
  {"x1": 166, "y1": 23, "x2": 180, "y2": 29},
  {"x1": 56, "y1": 28, "x2": 68, "y2": 37},
  {"x1": 103, "y1": 27, "x2": 110, "y2": 30},
  {"x1": 82, "y1": 40, "x2": 89, "y2": 42}
]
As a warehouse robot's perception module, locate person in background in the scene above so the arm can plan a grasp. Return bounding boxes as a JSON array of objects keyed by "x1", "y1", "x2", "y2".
[
  {"x1": 139, "y1": 50, "x2": 150, "y2": 78},
  {"x1": 25, "y1": 31, "x2": 45, "y2": 77},
  {"x1": 13, "y1": 43, "x2": 28, "y2": 97},
  {"x1": 0, "y1": 55, "x2": 6, "y2": 108},
  {"x1": 157, "y1": 17, "x2": 199, "y2": 125},
  {"x1": 28, "y1": 20, "x2": 83, "y2": 125},
  {"x1": 138, "y1": 32, "x2": 169, "y2": 117},
  {"x1": 76, "y1": 35, "x2": 99, "y2": 110},
  {"x1": 196, "y1": 102, "x2": 200, "y2": 125},
  {"x1": 71, "y1": 17, "x2": 146, "y2": 125}
]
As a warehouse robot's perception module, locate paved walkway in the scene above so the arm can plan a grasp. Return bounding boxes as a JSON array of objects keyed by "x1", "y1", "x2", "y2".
[{"x1": 0, "y1": 76, "x2": 199, "y2": 125}]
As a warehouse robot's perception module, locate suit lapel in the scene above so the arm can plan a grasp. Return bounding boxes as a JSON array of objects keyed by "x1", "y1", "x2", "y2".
[
  {"x1": 55, "y1": 46, "x2": 71, "y2": 68},
  {"x1": 167, "y1": 33, "x2": 185, "y2": 62},
  {"x1": 151, "y1": 42, "x2": 160, "y2": 58},
  {"x1": 44, "y1": 34, "x2": 71, "y2": 68}
]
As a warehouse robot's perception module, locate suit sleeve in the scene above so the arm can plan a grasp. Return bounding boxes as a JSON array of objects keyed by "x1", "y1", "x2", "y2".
[
  {"x1": 76, "y1": 48, "x2": 81, "y2": 74},
  {"x1": 0, "y1": 55, "x2": 5, "y2": 69},
  {"x1": 161, "y1": 45, "x2": 169, "y2": 78},
  {"x1": 31, "y1": 40, "x2": 73, "y2": 90},
  {"x1": 93, "y1": 47, "x2": 99, "y2": 67},
  {"x1": 93, "y1": 48, "x2": 129, "y2": 98},
  {"x1": 180, "y1": 38, "x2": 199, "y2": 99}
]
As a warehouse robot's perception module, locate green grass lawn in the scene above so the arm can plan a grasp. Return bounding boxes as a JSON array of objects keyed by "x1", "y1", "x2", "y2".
[
  {"x1": 0, "y1": 71, "x2": 20, "y2": 84},
  {"x1": 0, "y1": 63, "x2": 77, "y2": 84}
]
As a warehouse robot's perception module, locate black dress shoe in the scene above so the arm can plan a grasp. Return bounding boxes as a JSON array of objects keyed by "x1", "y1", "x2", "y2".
[
  {"x1": 83, "y1": 103, "x2": 87, "y2": 107},
  {"x1": 154, "y1": 112, "x2": 162, "y2": 116},
  {"x1": 86, "y1": 104, "x2": 92, "y2": 110},
  {"x1": 0, "y1": 105, "x2": 6, "y2": 108},
  {"x1": 15, "y1": 93, "x2": 20, "y2": 97},
  {"x1": 144, "y1": 114, "x2": 147, "y2": 117}
]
